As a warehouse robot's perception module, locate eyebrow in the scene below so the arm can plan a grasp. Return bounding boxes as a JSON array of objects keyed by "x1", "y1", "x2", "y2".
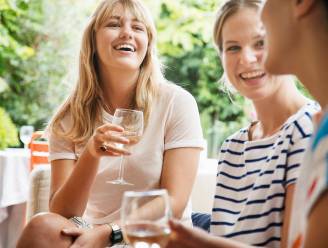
[
  {"x1": 108, "y1": 15, "x2": 141, "y2": 22},
  {"x1": 224, "y1": 34, "x2": 265, "y2": 45}
]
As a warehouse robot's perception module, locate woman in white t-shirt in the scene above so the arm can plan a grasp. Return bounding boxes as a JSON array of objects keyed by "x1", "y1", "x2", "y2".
[
  {"x1": 167, "y1": 1, "x2": 318, "y2": 248},
  {"x1": 17, "y1": 0, "x2": 203, "y2": 247}
]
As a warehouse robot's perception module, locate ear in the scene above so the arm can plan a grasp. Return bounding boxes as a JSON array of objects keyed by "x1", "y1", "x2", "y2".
[{"x1": 293, "y1": 0, "x2": 316, "y2": 18}]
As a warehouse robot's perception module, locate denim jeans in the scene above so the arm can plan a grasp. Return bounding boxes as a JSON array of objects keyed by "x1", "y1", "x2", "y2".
[{"x1": 191, "y1": 212, "x2": 211, "y2": 232}]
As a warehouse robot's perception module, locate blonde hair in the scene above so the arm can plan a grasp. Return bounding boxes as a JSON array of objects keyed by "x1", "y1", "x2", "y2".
[
  {"x1": 49, "y1": 0, "x2": 164, "y2": 144},
  {"x1": 213, "y1": 0, "x2": 262, "y2": 55}
]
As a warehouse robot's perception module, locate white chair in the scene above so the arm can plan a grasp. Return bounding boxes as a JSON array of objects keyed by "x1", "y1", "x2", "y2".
[{"x1": 26, "y1": 164, "x2": 50, "y2": 221}]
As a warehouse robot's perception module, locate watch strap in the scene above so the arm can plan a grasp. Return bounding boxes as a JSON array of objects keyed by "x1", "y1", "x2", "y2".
[{"x1": 107, "y1": 223, "x2": 123, "y2": 245}]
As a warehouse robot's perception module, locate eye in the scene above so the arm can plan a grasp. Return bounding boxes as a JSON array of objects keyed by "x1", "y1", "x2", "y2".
[
  {"x1": 255, "y1": 39, "x2": 265, "y2": 49},
  {"x1": 226, "y1": 45, "x2": 240, "y2": 52},
  {"x1": 107, "y1": 22, "x2": 120, "y2": 28},
  {"x1": 132, "y1": 24, "x2": 145, "y2": 32}
]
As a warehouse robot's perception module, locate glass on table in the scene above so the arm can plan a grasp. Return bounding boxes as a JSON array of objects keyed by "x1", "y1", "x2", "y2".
[
  {"x1": 121, "y1": 189, "x2": 172, "y2": 248},
  {"x1": 19, "y1": 125, "x2": 34, "y2": 149}
]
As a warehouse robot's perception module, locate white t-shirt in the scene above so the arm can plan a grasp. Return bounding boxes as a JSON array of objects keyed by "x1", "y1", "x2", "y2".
[
  {"x1": 49, "y1": 82, "x2": 204, "y2": 224},
  {"x1": 210, "y1": 102, "x2": 319, "y2": 247}
]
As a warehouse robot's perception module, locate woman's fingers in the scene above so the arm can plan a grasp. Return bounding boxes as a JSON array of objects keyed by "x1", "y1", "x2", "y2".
[
  {"x1": 61, "y1": 227, "x2": 84, "y2": 237},
  {"x1": 97, "y1": 123, "x2": 123, "y2": 134},
  {"x1": 101, "y1": 142, "x2": 131, "y2": 156}
]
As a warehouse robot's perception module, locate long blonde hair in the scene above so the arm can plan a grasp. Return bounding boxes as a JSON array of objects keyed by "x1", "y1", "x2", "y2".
[{"x1": 49, "y1": 0, "x2": 164, "y2": 144}]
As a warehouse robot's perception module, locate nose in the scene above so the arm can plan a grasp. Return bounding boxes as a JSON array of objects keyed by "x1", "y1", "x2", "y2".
[
  {"x1": 119, "y1": 24, "x2": 132, "y2": 39},
  {"x1": 240, "y1": 47, "x2": 258, "y2": 65}
]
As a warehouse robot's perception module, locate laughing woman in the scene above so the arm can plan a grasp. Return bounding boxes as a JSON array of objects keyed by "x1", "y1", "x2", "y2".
[
  {"x1": 16, "y1": 0, "x2": 203, "y2": 247},
  {"x1": 167, "y1": 1, "x2": 319, "y2": 248}
]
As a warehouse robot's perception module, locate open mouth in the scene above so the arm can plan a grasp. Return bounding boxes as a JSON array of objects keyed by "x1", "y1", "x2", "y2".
[
  {"x1": 240, "y1": 70, "x2": 266, "y2": 80},
  {"x1": 114, "y1": 43, "x2": 136, "y2": 52}
]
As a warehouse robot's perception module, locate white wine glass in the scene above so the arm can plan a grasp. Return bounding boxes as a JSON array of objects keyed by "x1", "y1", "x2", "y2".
[
  {"x1": 121, "y1": 189, "x2": 172, "y2": 248},
  {"x1": 107, "y1": 108, "x2": 143, "y2": 185},
  {"x1": 19, "y1": 125, "x2": 34, "y2": 149}
]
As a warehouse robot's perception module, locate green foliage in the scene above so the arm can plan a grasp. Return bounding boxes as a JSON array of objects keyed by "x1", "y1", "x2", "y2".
[
  {"x1": 0, "y1": 0, "x2": 94, "y2": 130},
  {"x1": 151, "y1": 0, "x2": 248, "y2": 157},
  {"x1": 0, "y1": 0, "x2": 249, "y2": 157},
  {"x1": 0, "y1": 106, "x2": 18, "y2": 150}
]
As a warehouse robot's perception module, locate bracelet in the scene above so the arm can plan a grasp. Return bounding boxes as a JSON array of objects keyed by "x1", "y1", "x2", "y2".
[
  {"x1": 106, "y1": 223, "x2": 123, "y2": 245},
  {"x1": 69, "y1": 216, "x2": 93, "y2": 229}
]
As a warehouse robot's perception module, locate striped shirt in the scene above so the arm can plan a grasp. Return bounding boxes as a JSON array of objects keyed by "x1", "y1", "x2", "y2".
[
  {"x1": 210, "y1": 102, "x2": 319, "y2": 248},
  {"x1": 289, "y1": 110, "x2": 328, "y2": 248}
]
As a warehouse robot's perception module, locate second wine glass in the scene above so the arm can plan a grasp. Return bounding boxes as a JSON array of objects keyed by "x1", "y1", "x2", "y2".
[
  {"x1": 121, "y1": 189, "x2": 172, "y2": 248},
  {"x1": 107, "y1": 108, "x2": 143, "y2": 185}
]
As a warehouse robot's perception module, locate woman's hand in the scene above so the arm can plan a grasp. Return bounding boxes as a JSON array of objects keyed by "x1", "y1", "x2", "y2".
[
  {"x1": 86, "y1": 123, "x2": 131, "y2": 158},
  {"x1": 61, "y1": 225, "x2": 111, "y2": 248},
  {"x1": 167, "y1": 219, "x2": 214, "y2": 248}
]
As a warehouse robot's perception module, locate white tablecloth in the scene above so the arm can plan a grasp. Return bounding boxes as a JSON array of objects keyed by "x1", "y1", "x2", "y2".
[{"x1": 0, "y1": 148, "x2": 30, "y2": 248}]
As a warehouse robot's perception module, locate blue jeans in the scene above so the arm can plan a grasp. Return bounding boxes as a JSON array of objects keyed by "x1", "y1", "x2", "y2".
[{"x1": 191, "y1": 212, "x2": 211, "y2": 232}]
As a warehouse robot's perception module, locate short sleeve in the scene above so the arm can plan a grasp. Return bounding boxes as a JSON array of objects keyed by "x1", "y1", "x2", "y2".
[
  {"x1": 285, "y1": 111, "x2": 316, "y2": 187},
  {"x1": 164, "y1": 87, "x2": 204, "y2": 150},
  {"x1": 48, "y1": 117, "x2": 77, "y2": 161}
]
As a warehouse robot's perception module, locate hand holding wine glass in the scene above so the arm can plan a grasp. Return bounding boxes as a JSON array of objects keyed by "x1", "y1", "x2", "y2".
[
  {"x1": 19, "y1": 125, "x2": 34, "y2": 149},
  {"x1": 121, "y1": 189, "x2": 172, "y2": 248},
  {"x1": 107, "y1": 108, "x2": 143, "y2": 185}
]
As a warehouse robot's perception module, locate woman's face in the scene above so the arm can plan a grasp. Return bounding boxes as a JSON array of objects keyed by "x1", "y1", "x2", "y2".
[
  {"x1": 95, "y1": 3, "x2": 149, "y2": 71},
  {"x1": 261, "y1": 0, "x2": 295, "y2": 75},
  {"x1": 221, "y1": 8, "x2": 282, "y2": 101}
]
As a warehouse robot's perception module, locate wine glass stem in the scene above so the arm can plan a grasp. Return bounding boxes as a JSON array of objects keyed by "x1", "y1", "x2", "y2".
[
  {"x1": 117, "y1": 155, "x2": 124, "y2": 181},
  {"x1": 24, "y1": 143, "x2": 28, "y2": 149}
]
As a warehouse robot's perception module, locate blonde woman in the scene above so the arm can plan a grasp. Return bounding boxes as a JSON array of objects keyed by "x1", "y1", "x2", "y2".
[
  {"x1": 17, "y1": 0, "x2": 203, "y2": 247},
  {"x1": 167, "y1": 1, "x2": 319, "y2": 248}
]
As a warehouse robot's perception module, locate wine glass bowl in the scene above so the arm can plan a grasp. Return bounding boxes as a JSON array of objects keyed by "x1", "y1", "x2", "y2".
[
  {"x1": 121, "y1": 189, "x2": 172, "y2": 248},
  {"x1": 19, "y1": 125, "x2": 34, "y2": 149},
  {"x1": 107, "y1": 108, "x2": 143, "y2": 185}
]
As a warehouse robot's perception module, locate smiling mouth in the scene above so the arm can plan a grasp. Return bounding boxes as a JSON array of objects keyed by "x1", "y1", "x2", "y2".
[
  {"x1": 240, "y1": 70, "x2": 266, "y2": 80},
  {"x1": 114, "y1": 44, "x2": 136, "y2": 52}
]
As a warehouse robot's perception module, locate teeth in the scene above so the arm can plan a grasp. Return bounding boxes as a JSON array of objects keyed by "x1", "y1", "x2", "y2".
[
  {"x1": 114, "y1": 44, "x2": 135, "y2": 52},
  {"x1": 241, "y1": 71, "x2": 264, "y2": 79}
]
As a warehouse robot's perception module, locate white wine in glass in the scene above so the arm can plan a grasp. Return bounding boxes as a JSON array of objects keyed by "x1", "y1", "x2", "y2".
[
  {"x1": 121, "y1": 189, "x2": 172, "y2": 248},
  {"x1": 107, "y1": 108, "x2": 143, "y2": 185}
]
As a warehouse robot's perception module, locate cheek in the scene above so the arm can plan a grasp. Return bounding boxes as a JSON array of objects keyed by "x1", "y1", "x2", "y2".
[{"x1": 223, "y1": 55, "x2": 237, "y2": 79}]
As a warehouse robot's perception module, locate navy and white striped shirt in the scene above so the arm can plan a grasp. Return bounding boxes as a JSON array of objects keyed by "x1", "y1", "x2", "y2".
[{"x1": 210, "y1": 102, "x2": 319, "y2": 248}]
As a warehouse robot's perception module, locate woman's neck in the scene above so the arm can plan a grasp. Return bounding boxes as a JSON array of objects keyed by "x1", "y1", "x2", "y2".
[
  {"x1": 98, "y1": 65, "x2": 139, "y2": 113},
  {"x1": 250, "y1": 82, "x2": 308, "y2": 140}
]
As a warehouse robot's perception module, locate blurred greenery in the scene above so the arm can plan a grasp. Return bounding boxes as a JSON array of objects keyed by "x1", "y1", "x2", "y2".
[
  {"x1": 0, "y1": 107, "x2": 18, "y2": 149},
  {"x1": 0, "y1": 0, "x2": 248, "y2": 156}
]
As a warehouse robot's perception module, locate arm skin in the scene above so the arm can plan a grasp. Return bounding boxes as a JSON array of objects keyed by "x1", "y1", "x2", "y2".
[
  {"x1": 304, "y1": 191, "x2": 328, "y2": 248},
  {"x1": 160, "y1": 147, "x2": 201, "y2": 219}
]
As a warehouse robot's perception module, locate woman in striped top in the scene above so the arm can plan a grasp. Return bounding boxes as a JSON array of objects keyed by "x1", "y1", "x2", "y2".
[{"x1": 167, "y1": 0, "x2": 319, "y2": 248}]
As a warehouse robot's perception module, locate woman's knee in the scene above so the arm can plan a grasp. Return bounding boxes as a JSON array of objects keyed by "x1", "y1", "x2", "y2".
[{"x1": 17, "y1": 212, "x2": 75, "y2": 248}]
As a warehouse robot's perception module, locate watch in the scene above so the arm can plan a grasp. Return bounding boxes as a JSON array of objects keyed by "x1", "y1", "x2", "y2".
[{"x1": 108, "y1": 223, "x2": 123, "y2": 245}]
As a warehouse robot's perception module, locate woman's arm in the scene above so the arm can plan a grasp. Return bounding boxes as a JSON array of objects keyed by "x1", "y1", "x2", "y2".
[
  {"x1": 280, "y1": 184, "x2": 295, "y2": 248},
  {"x1": 160, "y1": 147, "x2": 201, "y2": 219},
  {"x1": 304, "y1": 191, "x2": 328, "y2": 248},
  {"x1": 49, "y1": 123, "x2": 129, "y2": 217}
]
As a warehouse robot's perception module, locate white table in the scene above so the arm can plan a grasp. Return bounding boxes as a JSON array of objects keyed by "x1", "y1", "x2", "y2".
[{"x1": 0, "y1": 148, "x2": 30, "y2": 248}]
